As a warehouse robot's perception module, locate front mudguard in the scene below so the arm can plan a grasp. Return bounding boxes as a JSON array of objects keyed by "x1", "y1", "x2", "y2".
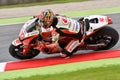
[
  {"x1": 12, "y1": 38, "x2": 22, "y2": 46},
  {"x1": 12, "y1": 34, "x2": 38, "y2": 46}
]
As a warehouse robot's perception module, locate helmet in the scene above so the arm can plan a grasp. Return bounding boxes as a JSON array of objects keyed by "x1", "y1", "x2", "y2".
[{"x1": 39, "y1": 9, "x2": 54, "y2": 28}]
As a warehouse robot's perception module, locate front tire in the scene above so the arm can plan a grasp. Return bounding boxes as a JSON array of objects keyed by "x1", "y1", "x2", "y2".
[{"x1": 9, "y1": 44, "x2": 40, "y2": 60}]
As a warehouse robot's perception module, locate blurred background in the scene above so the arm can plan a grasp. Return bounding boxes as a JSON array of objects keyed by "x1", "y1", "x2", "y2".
[{"x1": 0, "y1": 0, "x2": 50, "y2": 5}]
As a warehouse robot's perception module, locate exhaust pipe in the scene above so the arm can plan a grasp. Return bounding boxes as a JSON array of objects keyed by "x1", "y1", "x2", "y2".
[{"x1": 85, "y1": 43, "x2": 105, "y2": 50}]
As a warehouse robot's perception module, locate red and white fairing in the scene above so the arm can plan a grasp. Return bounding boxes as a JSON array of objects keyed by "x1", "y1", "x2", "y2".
[
  {"x1": 84, "y1": 15, "x2": 112, "y2": 36},
  {"x1": 56, "y1": 16, "x2": 80, "y2": 33}
]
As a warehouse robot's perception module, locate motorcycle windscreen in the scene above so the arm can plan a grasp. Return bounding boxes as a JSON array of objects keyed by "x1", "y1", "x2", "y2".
[{"x1": 25, "y1": 22, "x2": 37, "y2": 33}]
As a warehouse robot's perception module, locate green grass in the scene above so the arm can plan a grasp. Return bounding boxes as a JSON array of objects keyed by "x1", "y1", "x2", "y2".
[
  {"x1": 63, "y1": 7, "x2": 120, "y2": 17},
  {"x1": 0, "y1": 0, "x2": 89, "y2": 9},
  {"x1": 0, "y1": 7, "x2": 120, "y2": 25},
  {"x1": 5, "y1": 64, "x2": 120, "y2": 80}
]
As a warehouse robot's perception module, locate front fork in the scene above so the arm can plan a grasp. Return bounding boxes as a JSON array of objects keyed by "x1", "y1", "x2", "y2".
[
  {"x1": 12, "y1": 36, "x2": 39, "y2": 55},
  {"x1": 12, "y1": 38, "x2": 29, "y2": 55}
]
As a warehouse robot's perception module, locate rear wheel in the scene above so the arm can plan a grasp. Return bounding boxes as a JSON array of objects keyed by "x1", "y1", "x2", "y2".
[{"x1": 88, "y1": 26, "x2": 119, "y2": 50}]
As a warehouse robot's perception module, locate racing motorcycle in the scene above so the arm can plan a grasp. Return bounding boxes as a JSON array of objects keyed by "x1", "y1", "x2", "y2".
[{"x1": 9, "y1": 15, "x2": 119, "y2": 60}]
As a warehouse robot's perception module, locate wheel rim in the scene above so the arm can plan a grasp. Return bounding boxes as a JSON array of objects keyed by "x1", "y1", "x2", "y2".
[
  {"x1": 14, "y1": 45, "x2": 36, "y2": 57},
  {"x1": 94, "y1": 35, "x2": 113, "y2": 47}
]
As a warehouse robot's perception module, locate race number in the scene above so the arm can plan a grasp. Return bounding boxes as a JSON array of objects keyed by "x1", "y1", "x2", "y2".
[{"x1": 61, "y1": 16, "x2": 69, "y2": 25}]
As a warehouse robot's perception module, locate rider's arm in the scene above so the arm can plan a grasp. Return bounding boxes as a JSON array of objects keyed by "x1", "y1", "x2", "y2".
[
  {"x1": 35, "y1": 21, "x2": 41, "y2": 33},
  {"x1": 52, "y1": 28, "x2": 59, "y2": 42},
  {"x1": 35, "y1": 18, "x2": 42, "y2": 33}
]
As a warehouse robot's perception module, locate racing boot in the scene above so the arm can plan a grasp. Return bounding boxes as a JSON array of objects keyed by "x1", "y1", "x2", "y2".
[
  {"x1": 80, "y1": 19, "x2": 90, "y2": 36},
  {"x1": 79, "y1": 18, "x2": 90, "y2": 46},
  {"x1": 60, "y1": 49, "x2": 71, "y2": 59}
]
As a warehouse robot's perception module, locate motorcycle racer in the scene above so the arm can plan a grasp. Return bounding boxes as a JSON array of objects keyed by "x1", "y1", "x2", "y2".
[
  {"x1": 36, "y1": 9, "x2": 89, "y2": 58},
  {"x1": 9, "y1": 9, "x2": 119, "y2": 60}
]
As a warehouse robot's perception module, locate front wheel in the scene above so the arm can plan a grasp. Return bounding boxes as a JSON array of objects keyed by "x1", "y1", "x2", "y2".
[
  {"x1": 9, "y1": 43, "x2": 40, "y2": 60},
  {"x1": 89, "y1": 26, "x2": 119, "y2": 50}
]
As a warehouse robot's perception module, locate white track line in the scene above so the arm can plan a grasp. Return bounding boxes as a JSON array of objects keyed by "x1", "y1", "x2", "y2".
[{"x1": 0, "y1": 62, "x2": 7, "y2": 72}]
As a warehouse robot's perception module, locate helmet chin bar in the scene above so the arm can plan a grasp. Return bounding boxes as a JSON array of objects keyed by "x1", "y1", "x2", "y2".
[{"x1": 43, "y1": 21, "x2": 53, "y2": 29}]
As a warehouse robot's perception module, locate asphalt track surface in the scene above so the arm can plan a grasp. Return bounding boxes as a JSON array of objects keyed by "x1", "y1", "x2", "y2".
[{"x1": 0, "y1": 13, "x2": 120, "y2": 62}]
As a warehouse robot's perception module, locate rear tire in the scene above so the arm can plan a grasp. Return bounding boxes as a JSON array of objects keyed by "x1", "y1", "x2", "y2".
[{"x1": 91, "y1": 26, "x2": 119, "y2": 50}]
